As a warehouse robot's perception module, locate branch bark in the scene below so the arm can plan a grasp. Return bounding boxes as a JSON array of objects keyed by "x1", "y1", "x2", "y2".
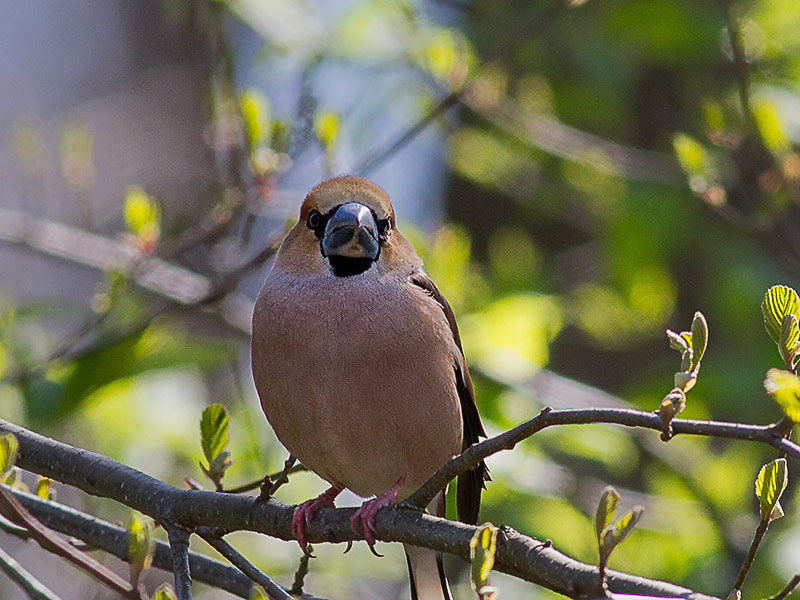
[{"x1": 0, "y1": 417, "x2": 723, "y2": 600}]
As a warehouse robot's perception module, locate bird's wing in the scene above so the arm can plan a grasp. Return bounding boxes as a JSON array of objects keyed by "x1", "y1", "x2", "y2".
[{"x1": 409, "y1": 270, "x2": 489, "y2": 525}]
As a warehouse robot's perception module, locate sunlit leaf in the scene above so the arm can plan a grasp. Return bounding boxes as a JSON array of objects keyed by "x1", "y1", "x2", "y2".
[
  {"x1": 595, "y1": 486, "x2": 619, "y2": 542},
  {"x1": 469, "y1": 523, "x2": 498, "y2": 593},
  {"x1": 779, "y1": 313, "x2": 800, "y2": 367},
  {"x1": 755, "y1": 458, "x2": 788, "y2": 522},
  {"x1": 764, "y1": 368, "x2": 800, "y2": 422},
  {"x1": 123, "y1": 186, "x2": 161, "y2": 247},
  {"x1": 690, "y1": 311, "x2": 708, "y2": 369},
  {"x1": 128, "y1": 511, "x2": 155, "y2": 576},
  {"x1": 0, "y1": 433, "x2": 18, "y2": 478},
  {"x1": 238, "y1": 90, "x2": 270, "y2": 149},
  {"x1": 250, "y1": 585, "x2": 268, "y2": 600},
  {"x1": 35, "y1": 477, "x2": 53, "y2": 500},
  {"x1": 673, "y1": 134, "x2": 710, "y2": 176},
  {"x1": 666, "y1": 329, "x2": 689, "y2": 353},
  {"x1": 200, "y1": 404, "x2": 229, "y2": 466},
  {"x1": 600, "y1": 506, "x2": 644, "y2": 564},
  {"x1": 314, "y1": 111, "x2": 340, "y2": 149},
  {"x1": 754, "y1": 100, "x2": 791, "y2": 154},
  {"x1": 151, "y1": 583, "x2": 177, "y2": 600},
  {"x1": 762, "y1": 285, "x2": 800, "y2": 346}
]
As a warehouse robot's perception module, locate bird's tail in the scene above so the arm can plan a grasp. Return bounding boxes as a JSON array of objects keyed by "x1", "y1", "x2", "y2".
[
  {"x1": 403, "y1": 492, "x2": 452, "y2": 600},
  {"x1": 404, "y1": 544, "x2": 452, "y2": 600}
]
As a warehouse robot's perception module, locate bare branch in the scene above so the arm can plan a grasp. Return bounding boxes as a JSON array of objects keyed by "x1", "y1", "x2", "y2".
[
  {"x1": 732, "y1": 518, "x2": 769, "y2": 595},
  {"x1": 196, "y1": 527, "x2": 292, "y2": 600},
  {"x1": 0, "y1": 417, "x2": 720, "y2": 600},
  {"x1": 0, "y1": 545, "x2": 63, "y2": 600},
  {"x1": 168, "y1": 528, "x2": 193, "y2": 600},
  {"x1": 768, "y1": 574, "x2": 800, "y2": 600}
]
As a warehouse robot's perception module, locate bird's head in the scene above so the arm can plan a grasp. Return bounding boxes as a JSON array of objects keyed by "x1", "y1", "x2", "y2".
[{"x1": 275, "y1": 176, "x2": 416, "y2": 278}]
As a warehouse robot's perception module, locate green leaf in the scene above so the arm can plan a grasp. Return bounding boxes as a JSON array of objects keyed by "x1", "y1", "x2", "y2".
[
  {"x1": 469, "y1": 523, "x2": 498, "y2": 592},
  {"x1": 314, "y1": 111, "x2": 340, "y2": 149},
  {"x1": 753, "y1": 100, "x2": 791, "y2": 154},
  {"x1": 755, "y1": 458, "x2": 788, "y2": 522},
  {"x1": 238, "y1": 90, "x2": 270, "y2": 149},
  {"x1": 764, "y1": 368, "x2": 800, "y2": 422},
  {"x1": 779, "y1": 314, "x2": 800, "y2": 367},
  {"x1": 250, "y1": 585, "x2": 269, "y2": 600},
  {"x1": 0, "y1": 433, "x2": 18, "y2": 478},
  {"x1": 595, "y1": 486, "x2": 619, "y2": 542},
  {"x1": 672, "y1": 134, "x2": 710, "y2": 177},
  {"x1": 128, "y1": 511, "x2": 155, "y2": 576},
  {"x1": 666, "y1": 329, "x2": 689, "y2": 353},
  {"x1": 600, "y1": 506, "x2": 644, "y2": 564},
  {"x1": 200, "y1": 404, "x2": 230, "y2": 466},
  {"x1": 35, "y1": 477, "x2": 53, "y2": 500},
  {"x1": 123, "y1": 186, "x2": 161, "y2": 246},
  {"x1": 762, "y1": 285, "x2": 800, "y2": 346},
  {"x1": 690, "y1": 311, "x2": 708, "y2": 369},
  {"x1": 151, "y1": 583, "x2": 177, "y2": 600}
]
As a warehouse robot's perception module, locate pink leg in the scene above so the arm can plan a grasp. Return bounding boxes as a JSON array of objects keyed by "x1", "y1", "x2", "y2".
[
  {"x1": 351, "y1": 476, "x2": 405, "y2": 556},
  {"x1": 292, "y1": 486, "x2": 342, "y2": 553}
]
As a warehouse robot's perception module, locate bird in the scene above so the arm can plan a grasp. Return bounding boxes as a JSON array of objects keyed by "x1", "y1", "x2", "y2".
[{"x1": 251, "y1": 175, "x2": 488, "y2": 599}]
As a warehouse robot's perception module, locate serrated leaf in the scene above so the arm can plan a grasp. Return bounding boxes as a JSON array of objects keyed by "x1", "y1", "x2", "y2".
[
  {"x1": 0, "y1": 433, "x2": 18, "y2": 478},
  {"x1": 779, "y1": 314, "x2": 799, "y2": 367},
  {"x1": 200, "y1": 404, "x2": 229, "y2": 466},
  {"x1": 250, "y1": 585, "x2": 269, "y2": 600},
  {"x1": 666, "y1": 329, "x2": 689, "y2": 353},
  {"x1": 762, "y1": 285, "x2": 800, "y2": 345},
  {"x1": 128, "y1": 511, "x2": 155, "y2": 576},
  {"x1": 690, "y1": 311, "x2": 708, "y2": 369},
  {"x1": 35, "y1": 477, "x2": 52, "y2": 500},
  {"x1": 595, "y1": 486, "x2": 619, "y2": 542},
  {"x1": 755, "y1": 458, "x2": 788, "y2": 522},
  {"x1": 152, "y1": 583, "x2": 177, "y2": 600},
  {"x1": 469, "y1": 523, "x2": 498, "y2": 592},
  {"x1": 764, "y1": 368, "x2": 800, "y2": 423}
]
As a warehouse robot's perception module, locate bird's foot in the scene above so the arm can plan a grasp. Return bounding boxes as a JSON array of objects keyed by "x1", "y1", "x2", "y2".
[
  {"x1": 350, "y1": 476, "x2": 405, "y2": 557},
  {"x1": 292, "y1": 486, "x2": 342, "y2": 553}
]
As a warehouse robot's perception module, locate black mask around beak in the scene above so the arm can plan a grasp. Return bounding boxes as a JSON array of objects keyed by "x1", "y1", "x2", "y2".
[{"x1": 321, "y1": 202, "x2": 380, "y2": 276}]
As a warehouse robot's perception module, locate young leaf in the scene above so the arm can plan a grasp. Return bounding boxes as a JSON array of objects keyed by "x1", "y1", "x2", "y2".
[
  {"x1": 0, "y1": 433, "x2": 18, "y2": 478},
  {"x1": 35, "y1": 477, "x2": 53, "y2": 500},
  {"x1": 755, "y1": 458, "x2": 788, "y2": 522},
  {"x1": 314, "y1": 111, "x2": 340, "y2": 150},
  {"x1": 200, "y1": 404, "x2": 230, "y2": 467},
  {"x1": 600, "y1": 506, "x2": 644, "y2": 565},
  {"x1": 764, "y1": 368, "x2": 800, "y2": 422},
  {"x1": 595, "y1": 486, "x2": 619, "y2": 542},
  {"x1": 250, "y1": 585, "x2": 269, "y2": 600},
  {"x1": 779, "y1": 314, "x2": 800, "y2": 367},
  {"x1": 762, "y1": 285, "x2": 800, "y2": 345},
  {"x1": 666, "y1": 329, "x2": 689, "y2": 353},
  {"x1": 152, "y1": 583, "x2": 177, "y2": 600},
  {"x1": 469, "y1": 523, "x2": 499, "y2": 594},
  {"x1": 690, "y1": 311, "x2": 708, "y2": 369},
  {"x1": 128, "y1": 511, "x2": 155, "y2": 578}
]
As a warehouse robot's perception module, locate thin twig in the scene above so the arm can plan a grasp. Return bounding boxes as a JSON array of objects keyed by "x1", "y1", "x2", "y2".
[
  {"x1": 0, "y1": 545, "x2": 63, "y2": 600},
  {"x1": 722, "y1": 0, "x2": 755, "y2": 129},
  {"x1": 732, "y1": 518, "x2": 769, "y2": 594},
  {"x1": 224, "y1": 463, "x2": 306, "y2": 495},
  {"x1": 352, "y1": 0, "x2": 573, "y2": 176},
  {"x1": 197, "y1": 527, "x2": 292, "y2": 600},
  {"x1": 168, "y1": 528, "x2": 193, "y2": 600},
  {"x1": 768, "y1": 574, "x2": 800, "y2": 600},
  {"x1": 290, "y1": 547, "x2": 312, "y2": 597},
  {"x1": 266, "y1": 455, "x2": 299, "y2": 498},
  {"x1": 0, "y1": 486, "x2": 143, "y2": 599}
]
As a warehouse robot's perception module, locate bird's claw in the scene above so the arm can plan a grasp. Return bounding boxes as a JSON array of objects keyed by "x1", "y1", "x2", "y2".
[
  {"x1": 350, "y1": 478, "x2": 404, "y2": 557},
  {"x1": 291, "y1": 487, "x2": 340, "y2": 553}
]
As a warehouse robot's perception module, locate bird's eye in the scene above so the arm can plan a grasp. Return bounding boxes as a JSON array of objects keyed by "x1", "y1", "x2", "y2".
[
  {"x1": 377, "y1": 219, "x2": 391, "y2": 239},
  {"x1": 307, "y1": 210, "x2": 322, "y2": 230}
]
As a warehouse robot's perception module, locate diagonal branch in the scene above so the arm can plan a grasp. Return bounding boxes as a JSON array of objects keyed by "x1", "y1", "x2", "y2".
[
  {"x1": 0, "y1": 416, "x2": 732, "y2": 599},
  {"x1": 0, "y1": 545, "x2": 63, "y2": 600}
]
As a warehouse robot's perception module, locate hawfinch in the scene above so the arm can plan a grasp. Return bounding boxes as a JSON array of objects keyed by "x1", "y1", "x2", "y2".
[{"x1": 251, "y1": 176, "x2": 488, "y2": 599}]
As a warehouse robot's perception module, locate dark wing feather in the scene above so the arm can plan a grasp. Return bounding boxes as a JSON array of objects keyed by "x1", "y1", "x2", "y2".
[{"x1": 410, "y1": 271, "x2": 489, "y2": 525}]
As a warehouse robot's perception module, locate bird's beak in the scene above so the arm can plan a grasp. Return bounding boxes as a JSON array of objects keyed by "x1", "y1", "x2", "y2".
[{"x1": 321, "y1": 202, "x2": 380, "y2": 261}]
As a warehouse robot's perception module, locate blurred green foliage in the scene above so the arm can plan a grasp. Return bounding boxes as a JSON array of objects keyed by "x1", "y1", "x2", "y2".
[{"x1": 4, "y1": 0, "x2": 800, "y2": 598}]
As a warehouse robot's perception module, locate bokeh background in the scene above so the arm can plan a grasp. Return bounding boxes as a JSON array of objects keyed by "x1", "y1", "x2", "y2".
[{"x1": 2, "y1": 0, "x2": 800, "y2": 598}]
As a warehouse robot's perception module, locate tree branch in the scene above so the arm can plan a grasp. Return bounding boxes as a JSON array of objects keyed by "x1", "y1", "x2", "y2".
[
  {"x1": 0, "y1": 545, "x2": 63, "y2": 600},
  {"x1": 0, "y1": 417, "x2": 722, "y2": 600},
  {"x1": 167, "y1": 528, "x2": 193, "y2": 600}
]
